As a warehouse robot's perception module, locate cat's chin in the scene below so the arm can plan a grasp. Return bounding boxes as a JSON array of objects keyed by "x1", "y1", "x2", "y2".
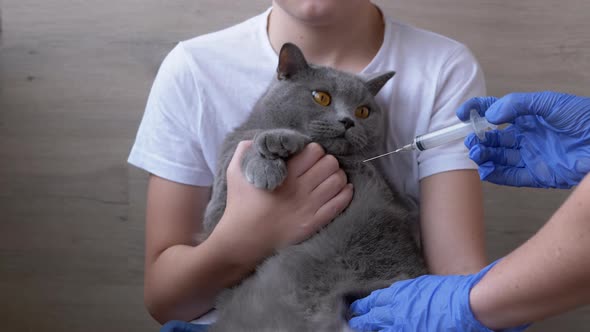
[{"x1": 316, "y1": 138, "x2": 358, "y2": 156}]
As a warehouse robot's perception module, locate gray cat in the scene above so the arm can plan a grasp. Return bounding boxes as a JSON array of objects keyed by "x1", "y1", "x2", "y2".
[{"x1": 202, "y1": 43, "x2": 426, "y2": 332}]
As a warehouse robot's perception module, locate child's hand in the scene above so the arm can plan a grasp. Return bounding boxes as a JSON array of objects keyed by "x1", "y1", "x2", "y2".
[{"x1": 209, "y1": 141, "x2": 354, "y2": 264}]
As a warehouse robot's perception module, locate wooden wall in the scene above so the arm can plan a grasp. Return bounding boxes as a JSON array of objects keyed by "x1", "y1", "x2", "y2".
[{"x1": 0, "y1": 1, "x2": 588, "y2": 331}]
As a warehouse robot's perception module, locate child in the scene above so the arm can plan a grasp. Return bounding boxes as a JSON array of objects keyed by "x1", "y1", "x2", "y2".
[{"x1": 128, "y1": 0, "x2": 488, "y2": 324}]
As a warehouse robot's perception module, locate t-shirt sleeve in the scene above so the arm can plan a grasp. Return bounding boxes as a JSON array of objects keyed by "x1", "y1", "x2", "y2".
[
  {"x1": 417, "y1": 44, "x2": 486, "y2": 179},
  {"x1": 127, "y1": 43, "x2": 214, "y2": 186}
]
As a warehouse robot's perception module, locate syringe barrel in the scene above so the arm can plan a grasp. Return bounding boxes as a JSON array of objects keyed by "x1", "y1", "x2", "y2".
[
  {"x1": 414, "y1": 121, "x2": 474, "y2": 150},
  {"x1": 413, "y1": 110, "x2": 496, "y2": 151}
]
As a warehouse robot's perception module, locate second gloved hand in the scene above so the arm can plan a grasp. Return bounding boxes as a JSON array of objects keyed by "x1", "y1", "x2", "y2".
[
  {"x1": 456, "y1": 92, "x2": 590, "y2": 188},
  {"x1": 348, "y1": 261, "x2": 529, "y2": 332}
]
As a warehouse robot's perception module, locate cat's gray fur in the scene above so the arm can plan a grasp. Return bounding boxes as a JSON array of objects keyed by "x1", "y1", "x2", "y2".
[{"x1": 202, "y1": 43, "x2": 426, "y2": 331}]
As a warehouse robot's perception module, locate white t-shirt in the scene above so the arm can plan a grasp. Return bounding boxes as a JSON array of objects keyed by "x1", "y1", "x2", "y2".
[{"x1": 128, "y1": 8, "x2": 485, "y2": 202}]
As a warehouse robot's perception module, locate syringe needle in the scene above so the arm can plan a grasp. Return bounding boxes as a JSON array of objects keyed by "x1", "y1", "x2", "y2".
[
  {"x1": 363, "y1": 111, "x2": 498, "y2": 163},
  {"x1": 362, "y1": 145, "x2": 411, "y2": 162},
  {"x1": 362, "y1": 150, "x2": 399, "y2": 162}
]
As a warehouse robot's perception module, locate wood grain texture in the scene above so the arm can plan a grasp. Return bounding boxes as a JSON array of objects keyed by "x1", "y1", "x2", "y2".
[
  {"x1": 374, "y1": 0, "x2": 590, "y2": 96},
  {"x1": 1, "y1": 1, "x2": 588, "y2": 331}
]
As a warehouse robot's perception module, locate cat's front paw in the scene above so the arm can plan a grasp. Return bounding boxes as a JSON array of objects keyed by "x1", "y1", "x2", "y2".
[
  {"x1": 243, "y1": 155, "x2": 287, "y2": 191},
  {"x1": 254, "y1": 129, "x2": 311, "y2": 159}
]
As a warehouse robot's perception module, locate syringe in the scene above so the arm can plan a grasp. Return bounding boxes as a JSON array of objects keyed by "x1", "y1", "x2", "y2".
[{"x1": 363, "y1": 109, "x2": 497, "y2": 162}]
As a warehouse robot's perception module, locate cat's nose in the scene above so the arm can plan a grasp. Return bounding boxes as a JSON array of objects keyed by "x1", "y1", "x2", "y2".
[{"x1": 339, "y1": 117, "x2": 355, "y2": 129}]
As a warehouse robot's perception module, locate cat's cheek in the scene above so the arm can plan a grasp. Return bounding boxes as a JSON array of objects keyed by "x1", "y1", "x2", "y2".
[
  {"x1": 322, "y1": 139, "x2": 351, "y2": 155},
  {"x1": 344, "y1": 131, "x2": 368, "y2": 152}
]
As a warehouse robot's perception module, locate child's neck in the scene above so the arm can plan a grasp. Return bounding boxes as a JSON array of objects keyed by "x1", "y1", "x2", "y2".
[{"x1": 267, "y1": 3, "x2": 385, "y2": 74}]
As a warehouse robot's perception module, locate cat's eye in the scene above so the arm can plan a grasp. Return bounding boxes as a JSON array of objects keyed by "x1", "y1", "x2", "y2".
[
  {"x1": 312, "y1": 91, "x2": 331, "y2": 106},
  {"x1": 355, "y1": 106, "x2": 370, "y2": 119}
]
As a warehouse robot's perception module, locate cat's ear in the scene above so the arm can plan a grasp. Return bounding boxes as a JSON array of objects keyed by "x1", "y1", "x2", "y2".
[
  {"x1": 365, "y1": 71, "x2": 395, "y2": 96},
  {"x1": 277, "y1": 43, "x2": 309, "y2": 80}
]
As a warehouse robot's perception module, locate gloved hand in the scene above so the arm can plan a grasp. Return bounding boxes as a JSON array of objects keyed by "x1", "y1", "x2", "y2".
[
  {"x1": 348, "y1": 261, "x2": 529, "y2": 332},
  {"x1": 160, "y1": 320, "x2": 209, "y2": 332},
  {"x1": 456, "y1": 92, "x2": 590, "y2": 188}
]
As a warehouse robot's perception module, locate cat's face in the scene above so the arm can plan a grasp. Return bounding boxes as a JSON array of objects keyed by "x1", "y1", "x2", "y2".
[{"x1": 260, "y1": 43, "x2": 394, "y2": 156}]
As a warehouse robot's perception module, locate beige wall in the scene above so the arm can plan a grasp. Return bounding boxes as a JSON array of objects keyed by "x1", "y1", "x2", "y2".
[
  {"x1": 1, "y1": 1, "x2": 588, "y2": 331},
  {"x1": 376, "y1": 0, "x2": 590, "y2": 96}
]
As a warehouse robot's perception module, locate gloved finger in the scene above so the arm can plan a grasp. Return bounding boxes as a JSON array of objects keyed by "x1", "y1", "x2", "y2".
[
  {"x1": 485, "y1": 92, "x2": 552, "y2": 124},
  {"x1": 160, "y1": 321, "x2": 209, "y2": 332},
  {"x1": 464, "y1": 133, "x2": 480, "y2": 149},
  {"x1": 348, "y1": 306, "x2": 394, "y2": 331},
  {"x1": 574, "y1": 158, "x2": 590, "y2": 176},
  {"x1": 478, "y1": 163, "x2": 536, "y2": 187},
  {"x1": 456, "y1": 96, "x2": 499, "y2": 121},
  {"x1": 350, "y1": 280, "x2": 412, "y2": 315},
  {"x1": 480, "y1": 127, "x2": 519, "y2": 148},
  {"x1": 477, "y1": 161, "x2": 495, "y2": 180},
  {"x1": 464, "y1": 128, "x2": 519, "y2": 150},
  {"x1": 469, "y1": 145, "x2": 523, "y2": 167},
  {"x1": 349, "y1": 288, "x2": 388, "y2": 316},
  {"x1": 513, "y1": 114, "x2": 542, "y2": 131}
]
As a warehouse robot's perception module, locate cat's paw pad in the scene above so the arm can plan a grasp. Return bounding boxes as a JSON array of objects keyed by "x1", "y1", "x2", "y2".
[
  {"x1": 243, "y1": 156, "x2": 287, "y2": 191},
  {"x1": 255, "y1": 130, "x2": 310, "y2": 159}
]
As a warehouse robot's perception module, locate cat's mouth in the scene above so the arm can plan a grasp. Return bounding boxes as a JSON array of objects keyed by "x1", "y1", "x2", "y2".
[
  {"x1": 308, "y1": 122, "x2": 347, "y2": 139},
  {"x1": 311, "y1": 132, "x2": 368, "y2": 156},
  {"x1": 308, "y1": 120, "x2": 368, "y2": 154},
  {"x1": 316, "y1": 138, "x2": 351, "y2": 155}
]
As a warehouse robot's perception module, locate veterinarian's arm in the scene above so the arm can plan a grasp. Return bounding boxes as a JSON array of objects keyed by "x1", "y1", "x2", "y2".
[
  {"x1": 144, "y1": 142, "x2": 353, "y2": 323},
  {"x1": 350, "y1": 174, "x2": 590, "y2": 331},
  {"x1": 470, "y1": 173, "x2": 590, "y2": 329},
  {"x1": 419, "y1": 170, "x2": 487, "y2": 274}
]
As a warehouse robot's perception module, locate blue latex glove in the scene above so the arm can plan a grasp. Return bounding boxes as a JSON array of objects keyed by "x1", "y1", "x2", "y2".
[
  {"x1": 348, "y1": 261, "x2": 529, "y2": 332},
  {"x1": 160, "y1": 320, "x2": 209, "y2": 332},
  {"x1": 456, "y1": 92, "x2": 590, "y2": 188}
]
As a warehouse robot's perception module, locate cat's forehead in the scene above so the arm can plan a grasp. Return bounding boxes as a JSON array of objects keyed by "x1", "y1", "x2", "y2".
[{"x1": 308, "y1": 66, "x2": 368, "y2": 91}]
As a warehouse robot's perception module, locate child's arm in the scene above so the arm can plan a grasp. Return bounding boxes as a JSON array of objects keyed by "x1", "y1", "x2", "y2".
[
  {"x1": 419, "y1": 169, "x2": 488, "y2": 274},
  {"x1": 143, "y1": 142, "x2": 353, "y2": 323}
]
